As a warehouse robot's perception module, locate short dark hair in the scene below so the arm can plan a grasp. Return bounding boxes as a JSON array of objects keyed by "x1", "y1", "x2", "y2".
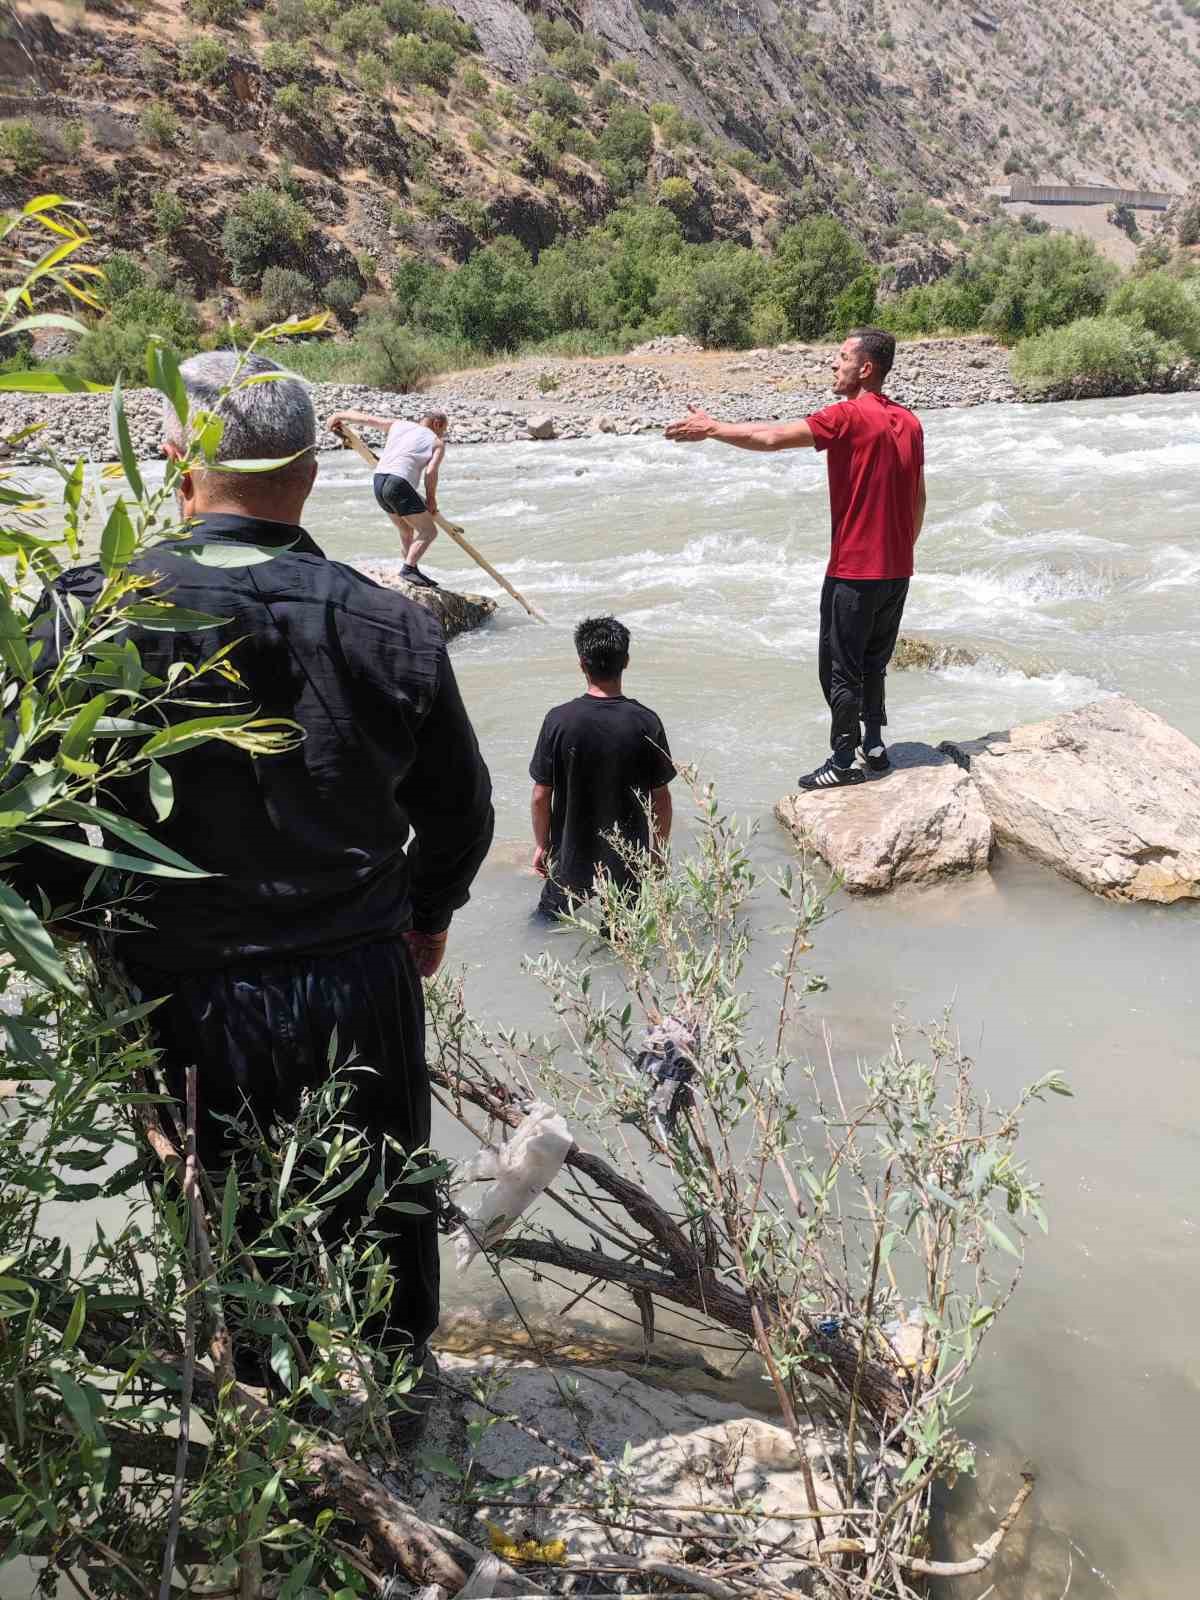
[
  {"x1": 848, "y1": 326, "x2": 896, "y2": 379},
  {"x1": 575, "y1": 615, "x2": 630, "y2": 679}
]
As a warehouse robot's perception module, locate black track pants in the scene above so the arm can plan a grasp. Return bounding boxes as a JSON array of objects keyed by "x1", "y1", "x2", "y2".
[
  {"x1": 127, "y1": 937, "x2": 438, "y2": 1363},
  {"x1": 817, "y1": 576, "x2": 910, "y2": 756}
]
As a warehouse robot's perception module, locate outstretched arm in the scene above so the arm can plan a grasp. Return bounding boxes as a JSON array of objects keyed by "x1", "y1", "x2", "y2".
[
  {"x1": 665, "y1": 404, "x2": 815, "y2": 452},
  {"x1": 327, "y1": 410, "x2": 400, "y2": 434}
]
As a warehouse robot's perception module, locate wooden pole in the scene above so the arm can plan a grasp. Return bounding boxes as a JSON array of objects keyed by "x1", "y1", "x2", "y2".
[{"x1": 337, "y1": 424, "x2": 548, "y2": 623}]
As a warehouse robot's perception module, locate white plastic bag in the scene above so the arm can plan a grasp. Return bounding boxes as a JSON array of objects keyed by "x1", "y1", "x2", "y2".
[{"x1": 451, "y1": 1101, "x2": 573, "y2": 1270}]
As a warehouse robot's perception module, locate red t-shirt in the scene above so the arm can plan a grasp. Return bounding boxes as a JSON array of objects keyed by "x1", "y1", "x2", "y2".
[{"x1": 806, "y1": 392, "x2": 925, "y2": 580}]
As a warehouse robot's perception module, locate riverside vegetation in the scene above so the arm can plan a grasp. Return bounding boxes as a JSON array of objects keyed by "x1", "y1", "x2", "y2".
[{"x1": 0, "y1": 202, "x2": 1070, "y2": 1595}]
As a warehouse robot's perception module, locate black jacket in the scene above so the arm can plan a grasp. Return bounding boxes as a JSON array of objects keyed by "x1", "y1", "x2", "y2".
[{"x1": 25, "y1": 513, "x2": 493, "y2": 972}]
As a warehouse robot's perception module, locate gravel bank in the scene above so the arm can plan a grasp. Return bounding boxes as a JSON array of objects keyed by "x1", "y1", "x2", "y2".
[{"x1": 3, "y1": 335, "x2": 1023, "y2": 464}]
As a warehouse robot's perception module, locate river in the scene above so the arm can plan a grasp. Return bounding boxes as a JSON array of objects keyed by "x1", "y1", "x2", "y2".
[{"x1": 19, "y1": 392, "x2": 1200, "y2": 1597}]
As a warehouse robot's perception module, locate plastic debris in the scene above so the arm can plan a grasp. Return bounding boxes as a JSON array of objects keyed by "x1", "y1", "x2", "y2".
[
  {"x1": 632, "y1": 1011, "x2": 700, "y2": 1138},
  {"x1": 486, "y1": 1521, "x2": 567, "y2": 1565},
  {"x1": 451, "y1": 1101, "x2": 573, "y2": 1270}
]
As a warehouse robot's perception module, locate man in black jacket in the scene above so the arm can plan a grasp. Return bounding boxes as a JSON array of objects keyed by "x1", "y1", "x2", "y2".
[{"x1": 31, "y1": 351, "x2": 493, "y2": 1384}]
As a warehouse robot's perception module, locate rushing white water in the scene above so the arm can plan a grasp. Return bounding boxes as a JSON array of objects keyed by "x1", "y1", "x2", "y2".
[{"x1": 15, "y1": 392, "x2": 1200, "y2": 1597}]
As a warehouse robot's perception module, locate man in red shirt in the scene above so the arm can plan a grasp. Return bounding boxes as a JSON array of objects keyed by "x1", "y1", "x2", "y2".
[{"x1": 665, "y1": 327, "x2": 925, "y2": 790}]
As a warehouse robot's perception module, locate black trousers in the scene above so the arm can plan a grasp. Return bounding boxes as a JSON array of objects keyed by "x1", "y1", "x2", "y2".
[
  {"x1": 127, "y1": 937, "x2": 438, "y2": 1362},
  {"x1": 818, "y1": 576, "x2": 910, "y2": 756}
]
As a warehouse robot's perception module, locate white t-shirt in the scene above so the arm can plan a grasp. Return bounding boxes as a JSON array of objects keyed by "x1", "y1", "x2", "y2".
[{"x1": 376, "y1": 421, "x2": 439, "y2": 488}]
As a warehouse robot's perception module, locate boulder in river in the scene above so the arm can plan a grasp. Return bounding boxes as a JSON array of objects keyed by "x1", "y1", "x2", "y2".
[
  {"x1": 940, "y1": 696, "x2": 1200, "y2": 902},
  {"x1": 352, "y1": 565, "x2": 497, "y2": 639},
  {"x1": 526, "y1": 413, "x2": 557, "y2": 439},
  {"x1": 775, "y1": 742, "x2": 993, "y2": 892}
]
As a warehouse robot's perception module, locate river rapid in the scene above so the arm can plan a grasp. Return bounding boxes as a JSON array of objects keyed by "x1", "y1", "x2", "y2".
[{"x1": 18, "y1": 392, "x2": 1200, "y2": 1598}]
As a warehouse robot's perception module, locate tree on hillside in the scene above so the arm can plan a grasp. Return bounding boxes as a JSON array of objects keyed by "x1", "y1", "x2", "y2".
[{"x1": 770, "y1": 217, "x2": 874, "y2": 340}]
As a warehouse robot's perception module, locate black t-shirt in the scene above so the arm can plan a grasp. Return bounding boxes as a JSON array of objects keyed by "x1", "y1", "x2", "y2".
[{"x1": 529, "y1": 694, "x2": 675, "y2": 897}]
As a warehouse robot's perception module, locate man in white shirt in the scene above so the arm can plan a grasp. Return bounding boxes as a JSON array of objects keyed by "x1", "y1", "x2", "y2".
[{"x1": 328, "y1": 408, "x2": 449, "y2": 588}]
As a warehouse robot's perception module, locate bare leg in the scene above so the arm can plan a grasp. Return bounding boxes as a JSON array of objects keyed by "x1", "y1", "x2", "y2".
[
  {"x1": 385, "y1": 511, "x2": 415, "y2": 562},
  {"x1": 404, "y1": 512, "x2": 440, "y2": 567}
]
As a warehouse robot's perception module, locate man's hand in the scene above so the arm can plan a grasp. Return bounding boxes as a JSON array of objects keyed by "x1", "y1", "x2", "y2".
[
  {"x1": 403, "y1": 928, "x2": 448, "y2": 978},
  {"x1": 532, "y1": 844, "x2": 549, "y2": 878},
  {"x1": 327, "y1": 415, "x2": 346, "y2": 436},
  {"x1": 665, "y1": 405, "x2": 718, "y2": 443}
]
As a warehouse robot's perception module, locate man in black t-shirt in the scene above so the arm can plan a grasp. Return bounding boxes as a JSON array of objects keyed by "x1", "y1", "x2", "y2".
[{"x1": 530, "y1": 616, "x2": 675, "y2": 918}]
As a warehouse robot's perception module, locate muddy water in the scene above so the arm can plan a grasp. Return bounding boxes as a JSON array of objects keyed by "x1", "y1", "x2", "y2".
[{"x1": 18, "y1": 393, "x2": 1200, "y2": 1596}]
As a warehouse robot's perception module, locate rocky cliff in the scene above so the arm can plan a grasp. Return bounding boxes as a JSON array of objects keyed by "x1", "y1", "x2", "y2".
[{"x1": 3, "y1": 0, "x2": 1199, "y2": 310}]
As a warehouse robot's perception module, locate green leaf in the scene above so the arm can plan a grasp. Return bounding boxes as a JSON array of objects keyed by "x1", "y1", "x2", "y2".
[
  {"x1": 109, "y1": 377, "x2": 144, "y2": 499},
  {"x1": 148, "y1": 763, "x2": 174, "y2": 822},
  {"x1": 59, "y1": 693, "x2": 110, "y2": 761},
  {"x1": 53, "y1": 1371, "x2": 96, "y2": 1440},
  {"x1": 176, "y1": 542, "x2": 296, "y2": 568},
  {"x1": 0, "y1": 370, "x2": 106, "y2": 393},
  {"x1": 984, "y1": 1219, "x2": 1022, "y2": 1259},
  {"x1": 147, "y1": 343, "x2": 188, "y2": 427},
  {"x1": 279, "y1": 1556, "x2": 316, "y2": 1599},
  {"x1": 194, "y1": 412, "x2": 224, "y2": 461},
  {"x1": 63, "y1": 457, "x2": 85, "y2": 516},
  {"x1": 0, "y1": 879, "x2": 79, "y2": 994},
  {"x1": 53, "y1": 799, "x2": 203, "y2": 874},
  {"x1": 220, "y1": 1169, "x2": 238, "y2": 1251},
  {"x1": 140, "y1": 713, "x2": 253, "y2": 759},
  {"x1": 4, "y1": 312, "x2": 88, "y2": 337},
  {"x1": 269, "y1": 1336, "x2": 296, "y2": 1393},
  {"x1": 99, "y1": 498, "x2": 135, "y2": 576},
  {"x1": 61, "y1": 1289, "x2": 87, "y2": 1352},
  {"x1": 123, "y1": 603, "x2": 228, "y2": 631},
  {"x1": 418, "y1": 1449, "x2": 463, "y2": 1481},
  {"x1": 13, "y1": 829, "x2": 212, "y2": 879},
  {"x1": 212, "y1": 449, "x2": 308, "y2": 475},
  {"x1": 0, "y1": 586, "x2": 33, "y2": 680},
  {"x1": 383, "y1": 1200, "x2": 430, "y2": 1216}
]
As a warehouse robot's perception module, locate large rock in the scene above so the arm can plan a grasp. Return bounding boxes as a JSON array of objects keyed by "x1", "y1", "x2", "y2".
[
  {"x1": 407, "y1": 1353, "x2": 857, "y2": 1587},
  {"x1": 353, "y1": 565, "x2": 497, "y2": 640},
  {"x1": 940, "y1": 696, "x2": 1200, "y2": 902},
  {"x1": 525, "y1": 413, "x2": 557, "y2": 439},
  {"x1": 775, "y1": 742, "x2": 993, "y2": 892}
]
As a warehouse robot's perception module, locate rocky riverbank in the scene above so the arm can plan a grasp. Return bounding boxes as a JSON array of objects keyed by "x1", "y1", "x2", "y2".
[{"x1": 4, "y1": 334, "x2": 1020, "y2": 464}]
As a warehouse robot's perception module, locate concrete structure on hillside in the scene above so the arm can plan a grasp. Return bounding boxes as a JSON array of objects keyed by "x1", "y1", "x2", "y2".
[{"x1": 1007, "y1": 182, "x2": 1174, "y2": 209}]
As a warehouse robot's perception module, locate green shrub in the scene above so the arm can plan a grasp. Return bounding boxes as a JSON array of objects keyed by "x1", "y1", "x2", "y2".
[
  {"x1": 67, "y1": 290, "x2": 203, "y2": 384},
  {"x1": 440, "y1": 235, "x2": 539, "y2": 348},
  {"x1": 260, "y1": 265, "x2": 315, "y2": 319},
  {"x1": 534, "y1": 75, "x2": 583, "y2": 117},
  {"x1": 139, "y1": 101, "x2": 180, "y2": 149},
  {"x1": 550, "y1": 39, "x2": 595, "y2": 80},
  {"x1": 770, "y1": 216, "x2": 873, "y2": 338},
  {"x1": 323, "y1": 273, "x2": 362, "y2": 323},
  {"x1": 388, "y1": 34, "x2": 456, "y2": 88},
  {"x1": 273, "y1": 83, "x2": 306, "y2": 118},
  {"x1": 180, "y1": 34, "x2": 228, "y2": 79},
  {"x1": 979, "y1": 230, "x2": 1118, "y2": 341},
  {"x1": 332, "y1": 2, "x2": 384, "y2": 54},
  {"x1": 357, "y1": 251, "x2": 377, "y2": 279},
  {"x1": 357, "y1": 52, "x2": 388, "y2": 93},
  {"x1": 151, "y1": 189, "x2": 187, "y2": 237},
  {"x1": 657, "y1": 175, "x2": 697, "y2": 219},
  {"x1": 0, "y1": 119, "x2": 44, "y2": 173},
  {"x1": 749, "y1": 297, "x2": 789, "y2": 346},
  {"x1": 187, "y1": 0, "x2": 242, "y2": 22},
  {"x1": 613, "y1": 58, "x2": 638, "y2": 85},
  {"x1": 99, "y1": 250, "x2": 147, "y2": 305},
  {"x1": 459, "y1": 64, "x2": 487, "y2": 96},
  {"x1": 673, "y1": 249, "x2": 766, "y2": 348},
  {"x1": 1108, "y1": 267, "x2": 1200, "y2": 356},
  {"x1": 596, "y1": 106, "x2": 653, "y2": 194},
  {"x1": 262, "y1": 38, "x2": 309, "y2": 74},
  {"x1": 222, "y1": 185, "x2": 313, "y2": 286},
  {"x1": 467, "y1": 129, "x2": 487, "y2": 154},
  {"x1": 1012, "y1": 314, "x2": 1181, "y2": 393},
  {"x1": 264, "y1": 0, "x2": 311, "y2": 40},
  {"x1": 593, "y1": 77, "x2": 618, "y2": 110},
  {"x1": 57, "y1": 120, "x2": 86, "y2": 158}
]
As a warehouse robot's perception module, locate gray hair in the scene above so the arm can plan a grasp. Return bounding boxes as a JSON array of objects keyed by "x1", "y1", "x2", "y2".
[{"x1": 166, "y1": 350, "x2": 316, "y2": 467}]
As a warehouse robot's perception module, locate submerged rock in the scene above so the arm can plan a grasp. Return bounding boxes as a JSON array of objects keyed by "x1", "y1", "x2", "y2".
[
  {"x1": 892, "y1": 634, "x2": 983, "y2": 672},
  {"x1": 353, "y1": 565, "x2": 498, "y2": 639},
  {"x1": 775, "y1": 742, "x2": 993, "y2": 892},
  {"x1": 940, "y1": 696, "x2": 1200, "y2": 902}
]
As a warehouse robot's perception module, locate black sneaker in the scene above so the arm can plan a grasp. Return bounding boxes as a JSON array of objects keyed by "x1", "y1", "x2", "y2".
[
  {"x1": 860, "y1": 743, "x2": 891, "y2": 774},
  {"x1": 401, "y1": 566, "x2": 440, "y2": 589},
  {"x1": 797, "y1": 757, "x2": 865, "y2": 791}
]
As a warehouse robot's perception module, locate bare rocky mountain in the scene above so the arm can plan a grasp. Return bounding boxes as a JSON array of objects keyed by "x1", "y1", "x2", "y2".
[{"x1": 2, "y1": 0, "x2": 1198, "y2": 305}]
